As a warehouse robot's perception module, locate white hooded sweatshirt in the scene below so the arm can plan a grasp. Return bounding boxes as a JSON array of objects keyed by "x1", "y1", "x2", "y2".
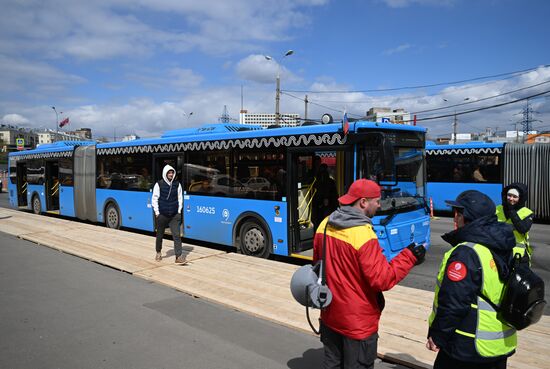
[{"x1": 151, "y1": 164, "x2": 183, "y2": 217}]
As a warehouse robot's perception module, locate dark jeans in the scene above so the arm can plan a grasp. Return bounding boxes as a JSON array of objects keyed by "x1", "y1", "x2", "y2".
[
  {"x1": 155, "y1": 213, "x2": 182, "y2": 257},
  {"x1": 434, "y1": 349, "x2": 508, "y2": 369},
  {"x1": 320, "y1": 323, "x2": 378, "y2": 369}
]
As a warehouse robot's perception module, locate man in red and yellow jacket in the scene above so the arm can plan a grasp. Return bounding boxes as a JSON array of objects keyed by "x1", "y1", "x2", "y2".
[{"x1": 313, "y1": 179, "x2": 425, "y2": 369}]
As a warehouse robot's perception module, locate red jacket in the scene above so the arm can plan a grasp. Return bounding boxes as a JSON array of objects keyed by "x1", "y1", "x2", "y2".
[{"x1": 313, "y1": 217, "x2": 416, "y2": 340}]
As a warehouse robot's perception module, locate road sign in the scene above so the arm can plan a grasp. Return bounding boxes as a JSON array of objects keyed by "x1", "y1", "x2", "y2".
[{"x1": 16, "y1": 138, "x2": 24, "y2": 151}]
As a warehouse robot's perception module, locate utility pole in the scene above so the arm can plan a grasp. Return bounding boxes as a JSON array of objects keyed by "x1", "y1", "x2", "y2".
[
  {"x1": 304, "y1": 94, "x2": 308, "y2": 122},
  {"x1": 275, "y1": 75, "x2": 281, "y2": 125},
  {"x1": 512, "y1": 122, "x2": 520, "y2": 143},
  {"x1": 452, "y1": 112, "x2": 458, "y2": 144}
]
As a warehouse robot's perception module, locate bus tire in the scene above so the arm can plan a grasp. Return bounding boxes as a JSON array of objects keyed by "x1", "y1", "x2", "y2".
[
  {"x1": 239, "y1": 220, "x2": 271, "y2": 258},
  {"x1": 32, "y1": 194, "x2": 41, "y2": 215},
  {"x1": 105, "y1": 202, "x2": 121, "y2": 229}
]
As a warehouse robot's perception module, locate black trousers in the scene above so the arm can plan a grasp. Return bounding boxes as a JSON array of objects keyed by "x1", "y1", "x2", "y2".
[
  {"x1": 155, "y1": 213, "x2": 182, "y2": 257},
  {"x1": 434, "y1": 349, "x2": 508, "y2": 369},
  {"x1": 320, "y1": 323, "x2": 378, "y2": 369}
]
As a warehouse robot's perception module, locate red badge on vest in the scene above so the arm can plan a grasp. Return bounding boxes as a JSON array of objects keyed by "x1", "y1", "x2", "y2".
[{"x1": 447, "y1": 261, "x2": 467, "y2": 282}]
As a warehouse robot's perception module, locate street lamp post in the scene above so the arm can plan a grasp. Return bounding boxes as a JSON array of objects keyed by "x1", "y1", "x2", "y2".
[
  {"x1": 51, "y1": 106, "x2": 58, "y2": 143},
  {"x1": 265, "y1": 50, "x2": 293, "y2": 125}
]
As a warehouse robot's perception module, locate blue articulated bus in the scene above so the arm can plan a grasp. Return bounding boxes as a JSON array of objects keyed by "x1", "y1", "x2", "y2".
[
  {"x1": 426, "y1": 142, "x2": 504, "y2": 212},
  {"x1": 8, "y1": 121, "x2": 431, "y2": 260},
  {"x1": 426, "y1": 141, "x2": 550, "y2": 221}
]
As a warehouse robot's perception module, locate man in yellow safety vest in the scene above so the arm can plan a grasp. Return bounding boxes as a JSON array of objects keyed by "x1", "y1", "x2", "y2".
[{"x1": 427, "y1": 190, "x2": 517, "y2": 369}]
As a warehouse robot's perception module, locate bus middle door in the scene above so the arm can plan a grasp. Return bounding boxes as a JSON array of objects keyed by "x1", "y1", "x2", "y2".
[{"x1": 16, "y1": 162, "x2": 28, "y2": 207}]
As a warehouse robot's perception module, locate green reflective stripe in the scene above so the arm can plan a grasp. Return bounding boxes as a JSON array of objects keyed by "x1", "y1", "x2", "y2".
[
  {"x1": 471, "y1": 303, "x2": 478, "y2": 309},
  {"x1": 462, "y1": 242, "x2": 476, "y2": 248},
  {"x1": 478, "y1": 300, "x2": 496, "y2": 312},
  {"x1": 456, "y1": 329, "x2": 475, "y2": 338},
  {"x1": 477, "y1": 329, "x2": 516, "y2": 340}
]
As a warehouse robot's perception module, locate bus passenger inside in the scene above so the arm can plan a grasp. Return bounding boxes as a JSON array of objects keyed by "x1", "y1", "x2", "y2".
[
  {"x1": 311, "y1": 163, "x2": 338, "y2": 231},
  {"x1": 453, "y1": 166, "x2": 464, "y2": 181},
  {"x1": 472, "y1": 165, "x2": 487, "y2": 182}
]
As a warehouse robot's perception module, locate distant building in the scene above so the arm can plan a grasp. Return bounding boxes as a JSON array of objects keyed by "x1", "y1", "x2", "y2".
[
  {"x1": 0, "y1": 124, "x2": 37, "y2": 150},
  {"x1": 527, "y1": 132, "x2": 550, "y2": 144},
  {"x1": 365, "y1": 107, "x2": 411, "y2": 125},
  {"x1": 37, "y1": 130, "x2": 84, "y2": 145},
  {"x1": 239, "y1": 110, "x2": 300, "y2": 128},
  {"x1": 122, "y1": 134, "x2": 140, "y2": 141},
  {"x1": 70, "y1": 128, "x2": 92, "y2": 140},
  {"x1": 435, "y1": 130, "x2": 540, "y2": 145}
]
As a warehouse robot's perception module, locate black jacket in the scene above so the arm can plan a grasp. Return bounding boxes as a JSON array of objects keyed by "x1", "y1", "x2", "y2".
[
  {"x1": 501, "y1": 182, "x2": 533, "y2": 234},
  {"x1": 429, "y1": 214, "x2": 516, "y2": 362}
]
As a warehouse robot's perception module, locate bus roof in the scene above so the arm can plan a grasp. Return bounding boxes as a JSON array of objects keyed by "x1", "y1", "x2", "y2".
[
  {"x1": 9, "y1": 140, "x2": 95, "y2": 157},
  {"x1": 426, "y1": 141, "x2": 504, "y2": 150},
  {"x1": 97, "y1": 121, "x2": 426, "y2": 149}
]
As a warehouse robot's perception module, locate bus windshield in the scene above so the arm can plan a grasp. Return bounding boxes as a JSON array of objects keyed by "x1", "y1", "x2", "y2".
[{"x1": 359, "y1": 145, "x2": 426, "y2": 215}]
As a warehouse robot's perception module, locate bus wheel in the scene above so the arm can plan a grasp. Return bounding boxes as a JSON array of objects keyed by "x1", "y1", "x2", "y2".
[
  {"x1": 32, "y1": 195, "x2": 41, "y2": 215},
  {"x1": 105, "y1": 203, "x2": 121, "y2": 229},
  {"x1": 239, "y1": 220, "x2": 270, "y2": 258}
]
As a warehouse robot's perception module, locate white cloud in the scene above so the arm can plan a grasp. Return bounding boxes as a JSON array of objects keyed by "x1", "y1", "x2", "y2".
[
  {"x1": 125, "y1": 67, "x2": 203, "y2": 90},
  {"x1": 298, "y1": 65, "x2": 550, "y2": 136},
  {"x1": 2, "y1": 114, "x2": 30, "y2": 125},
  {"x1": 236, "y1": 54, "x2": 297, "y2": 84},
  {"x1": 0, "y1": 0, "x2": 328, "y2": 60},
  {"x1": 383, "y1": 44, "x2": 413, "y2": 56},
  {"x1": 381, "y1": 0, "x2": 455, "y2": 8},
  {"x1": 3, "y1": 65, "x2": 549, "y2": 140},
  {"x1": 0, "y1": 55, "x2": 86, "y2": 101}
]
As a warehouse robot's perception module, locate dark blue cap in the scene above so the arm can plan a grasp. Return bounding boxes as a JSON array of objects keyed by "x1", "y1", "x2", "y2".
[{"x1": 445, "y1": 190, "x2": 496, "y2": 221}]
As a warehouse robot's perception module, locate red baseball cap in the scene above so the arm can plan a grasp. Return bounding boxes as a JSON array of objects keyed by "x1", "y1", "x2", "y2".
[{"x1": 338, "y1": 179, "x2": 381, "y2": 205}]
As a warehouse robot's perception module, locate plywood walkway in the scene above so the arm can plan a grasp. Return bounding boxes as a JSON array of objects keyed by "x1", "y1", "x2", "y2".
[{"x1": 1, "y1": 208, "x2": 548, "y2": 369}]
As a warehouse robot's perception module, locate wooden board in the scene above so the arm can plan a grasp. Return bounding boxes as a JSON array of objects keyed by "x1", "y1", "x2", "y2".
[{"x1": 1, "y1": 207, "x2": 549, "y2": 369}]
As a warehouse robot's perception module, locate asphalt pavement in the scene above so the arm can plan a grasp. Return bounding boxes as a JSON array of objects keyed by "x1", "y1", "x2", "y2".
[{"x1": 0, "y1": 215, "x2": 407, "y2": 369}]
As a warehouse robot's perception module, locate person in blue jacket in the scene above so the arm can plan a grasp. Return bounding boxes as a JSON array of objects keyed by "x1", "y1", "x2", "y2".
[{"x1": 427, "y1": 190, "x2": 517, "y2": 369}]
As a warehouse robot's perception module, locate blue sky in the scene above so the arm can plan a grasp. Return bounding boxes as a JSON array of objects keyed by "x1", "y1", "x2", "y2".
[{"x1": 1, "y1": 0, "x2": 549, "y2": 139}]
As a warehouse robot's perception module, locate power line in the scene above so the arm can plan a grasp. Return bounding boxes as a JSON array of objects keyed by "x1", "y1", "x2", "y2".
[
  {"x1": 281, "y1": 91, "x2": 363, "y2": 118},
  {"x1": 411, "y1": 80, "x2": 550, "y2": 114},
  {"x1": 283, "y1": 64, "x2": 550, "y2": 94},
  {"x1": 304, "y1": 79, "x2": 550, "y2": 111},
  {"x1": 414, "y1": 89, "x2": 550, "y2": 123}
]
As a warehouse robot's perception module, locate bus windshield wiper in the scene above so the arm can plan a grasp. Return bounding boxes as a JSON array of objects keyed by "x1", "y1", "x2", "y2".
[{"x1": 380, "y1": 203, "x2": 416, "y2": 226}]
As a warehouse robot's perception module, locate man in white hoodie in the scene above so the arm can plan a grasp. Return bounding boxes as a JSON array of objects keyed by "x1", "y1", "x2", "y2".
[{"x1": 152, "y1": 165, "x2": 185, "y2": 263}]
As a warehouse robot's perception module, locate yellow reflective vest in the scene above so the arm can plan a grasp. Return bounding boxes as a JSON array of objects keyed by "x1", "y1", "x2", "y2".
[
  {"x1": 496, "y1": 205, "x2": 533, "y2": 256},
  {"x1": 429, "y1": 242, "x2": 517, "y2": 358}
]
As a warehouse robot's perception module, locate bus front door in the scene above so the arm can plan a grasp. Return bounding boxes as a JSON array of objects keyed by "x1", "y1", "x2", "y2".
[
  {"x1": 288, "y1": 149, "x2": 346, "y2": 257},
  {"x1": 45, "y1": 161, "x2": 60, "y2": 212},
  {"x1": 16, "y1": 162, "x2": 28, "y2": 207}
]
